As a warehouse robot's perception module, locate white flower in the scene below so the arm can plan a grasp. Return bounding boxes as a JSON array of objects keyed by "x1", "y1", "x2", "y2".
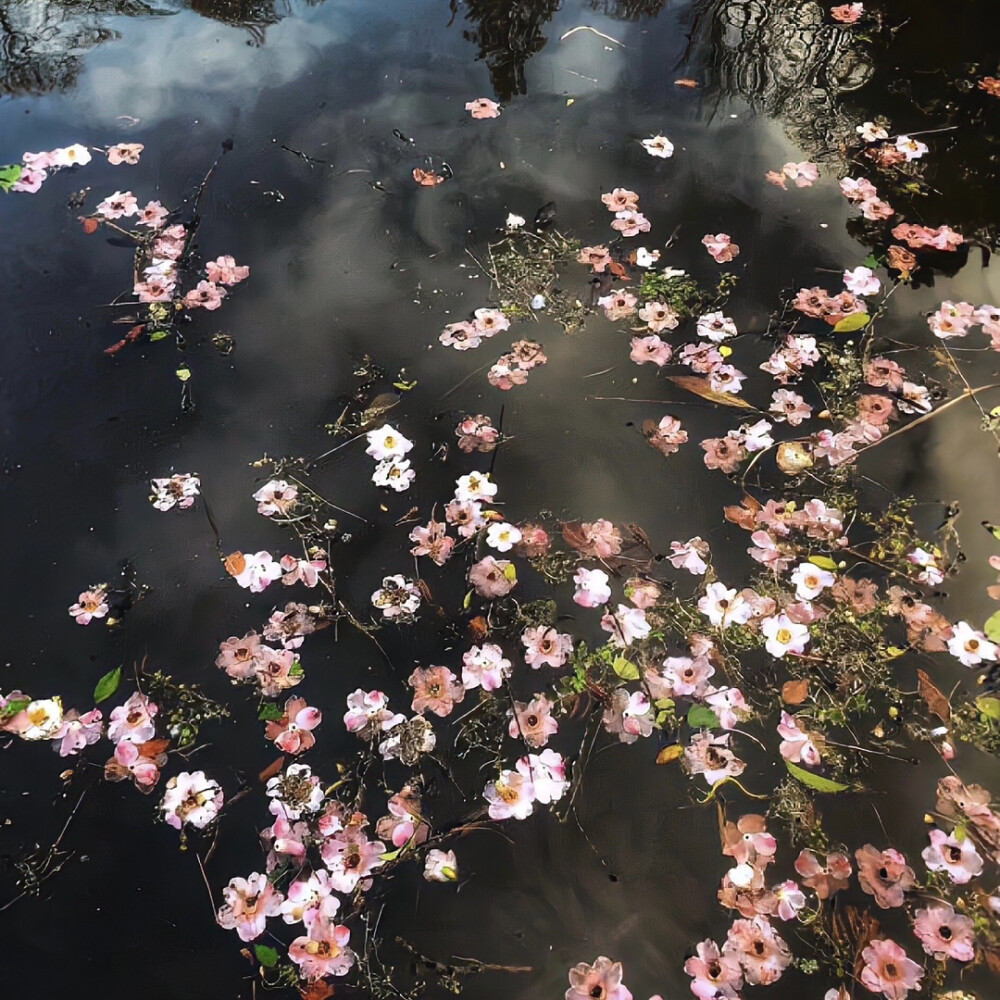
[
  {"x1": 461, "y1": 643, "x2": 512, "y2": 692},
  {"x1": 454, "y1": 471, "x2": 498, "y2": 503},
  {"x1": 761, "y1": 614, "x2": 810, "y2": 658},
  {"x1": 505, "y1": 213, "x2": 525, "y2": 230},
  {"x1": 856, "y1": 121, "x2": 888, "y2": 143},
  {"x1": 789, "y1": 562, "x2": 835, "y2": 601},
  {"x1": 234, "y1": 551, "x2": 283, "y2": 593},
  {"x1": 573, "y1": 567, "x2": 611, "y2": 608},
  {"x1": 698, "y1": 582, "x2": 752, "y2": 628},
  {"x1": 696, "y1": 311, "x2": 738, "y2": 342},
  {"x1": 635, "y1": 247, "x2": 660, "y2": 268},
  {"x1": 484, "y1": 770, "x2": 535, "y2": 820},
  {"x1": 907, "y1": 546, "x2": 944, "y2": 585},
  {"x1": 150, "y1": 472, "x2": 201, "y2": 511},
  {"x1": 52, "y1": 143, "x2": 93, "y2": 167},
  {"x1": 423, "y1": 849, "x2": 459, "y2": 882},
  {"x1": 729, "y1": 863, "x2": 756, "y2": 888},
  {"x1": 843, "y1": 266, "x2": 881, "y2": 296},
  {"x1": 601, "y1": 605, "x2": 650, "y2": 647},
  {"x1": 486, "y1": 522, "x2": 522, "y2": 552},
  {"x1": 516, "y1": 749, "x2": 569, "y2": 804},
  {"x1": 895, "y1": 135, "x2": 928, "y2": 161},
  {"x1": 372, "y1": 458, "x2": 415, "y2": 492},
  {"x1": 371, "y1": 574, "x2": 422, "y2": 618},
  {"x1": 739, "y1": 419, "x2": 774, "y2": 453},
  {"x1": 20, "y1": 698, "x2": 64, "y2": 740},
  {"x1": 160, "y1": 770, "x2": 223, "y2": 830},
  {"x1": 641, "y1": 134, "x2": 674, "y2": 158},
  {"x1": 947, "y1": 621, "x2": 997, "y2": 667},
  {"x1": 252, "y1": 479, "x2": 297, "y2": 517},
  {"x1": 365, "y1": 424, "x2": 413, "y2": 461}
]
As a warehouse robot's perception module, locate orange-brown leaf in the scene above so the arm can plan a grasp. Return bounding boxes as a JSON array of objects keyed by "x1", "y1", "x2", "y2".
[
  {"x1": 224, "y1": 551, "x2": 246, "y2": 577},
  {"x1": 674, "y1": 78, "x2": 699, "y2": 89},
  {"x1": 140, "y1": 738, "x2": 171, "y2": 756},
  {"x1": 299, "y1": 982, "x2": 335, "y2": 1000},
  {"x1": 782, "y1": 679, "x2": 810, "y2": 705},
  {"x1": 467, "y1": 615, "x2": 489, "y2": 642},
  {"x1": 81, "y1": 217, "x2": 99, "y2": 234},
  {"x1": 258, "y1": 756, "x2": 286, "y2": 784},
  {"x1": 667, "y1": 375, "x2": 756, "y2": 410},
  {"x1": 917, "y1": 668, "x2": 951, "y2": 721},
  {"x1": 413, "y1": 167, "x2": 445, "y2": 186},
  {"x1": 607, "y1": 260, "x2": 630, "y2": 280}
]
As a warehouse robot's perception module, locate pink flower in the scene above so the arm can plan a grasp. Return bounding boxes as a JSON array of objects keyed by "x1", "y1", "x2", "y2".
[
  {"x1": 839, "y1": 176, "x2": 879, "y2": 204},
  {"x1": 445, "y1": 499, "x2": 486, "y2": 538},
  {"x1": 134, "y1": 277, "x2": 174, "y2": 302},
  {"x1": 468, "y1": 555, "x2": 516, "y2": 598},
  {"x1": 855, "y1": 845, "x2": 915, "y2": 908},
  {"x1": 487, "y1": 358, "x2": 529, "y2": 389},
  {"x1": 601, "y1": 604, "x2": 650, "y2": 647},
  {"x1": 684, "y1": 939, "x2": 743, "y2": 999},
  {"x1": 522, "y1": 626, "x2": 573, "y2": 668},
  {"x1": 701, "y1": 434, "x2": 748, "y2": 473},
  {"x1": 462, "y1": 643, "x2": 511, "y2": 691},
  {"x1": 630, "y1": 334, "x2": 673, "y2": 366},
  {"x1": 279, "y1": 554, "x2": 326, "y2": 588},
  {"x1": 409, "y1": 519, "x2": 455, "y2": 565},
  {"x1": 137, "y1": 201, "x2": 169, "y2": 228},
  {"x1": 205, "y1": 255, "x2": 249, "y2": 285},
  {"x1": 50, "y1": 709, "x2": 103, "y2": 756},
  {"x1": 646, "y1": 414, "x2": 688, "y2": 456},
  {"x1": 376, "y1": 785, "x2": 430, "y2": 847},
  {"x1": 680, "y1": 341, "x2": 724, "y2": 372},
  {"x1": 709, "y1": 365, "x2": 745, "y2": 394},
  {"x1": 484, "y1": 769, "x2": 535, "y2": 820},
  {"x1": 625, "y1": 577, "x2": 662, "y2": 608},
  {"x1": 865, "y1": 357, "x2": 905, "y2": 391},
  {"x1": 831, "y1": 3, "x2": 864, "y2": 23},
  {"x1": 782, "y1": 161, "x2": 820, "y2": 187},
  {"x1": 928, "y1": 300, "x2": 975, "y2": 339},
  {"x1": 439, "y1": 320, "x2": 482, "y2": 350},
  {"x1": 107, "y1": 691, "x2": 158, "y2": 744},
  {"x1": 601, "y1": 188, "x2": 640, "y2": 212},
  {"x1": 794, "y1": 849, "x2": 851, "y2": 898},
  {"x1": 255, "y1": 646, "x2": 303, "y2": 698},
  {"x1": 455, "y1": 414, "x2": 500, "y2": 453},
  {"x1": 233, "y1": 551, "x2": 283, "y2": 593},
  {"x1": 921, "y1": 828, "x2": 983, "y2": 883},
  {"x1": 697, "y1": 311, "x2": 738, "y2": 342},
  {"x1": 106, "y1": 738, "x2": 164, "y2": 790},
  {"x1": 669, "y1": 537, "x2": 710, "y2": 575},
  {"x1": 654, "y1": 655, "x2": 715, "y2": 699},
  {"x1": 912, "y1": 901, "x2": 975, "y2": 962},
  {"x1": 321, "y1": 829, "x2": 387, "y2": 891},
  {"x1": 216, "y1": 872, "x2": 284, "y2": 942},
  {"x1": 183, "y1": 280, "x2": 226, "y2": 310},
  {"x1": 509, "y1": 694, "x2": 558, "y2": 747},
  {"x1": 772, "y1": 880, "x2": 806, "y2": 921},
  {"x1": 891, "y1": 222, "x2": 964, "y2": 251},
  {"x1": 473, "y1": 307, "x2": 510, "y2": 338},
  {"x1": 578, "y1": 245, "x2": 613, "y2": 272},
  {"x1": 107, "y1": 143, "x2": 144, "y2": 165},
  {"x1": 516, "y1": 749, "x2": 569, "y2": 803},
  {"x1": 216, "y1": 632, "x2": 265, "y2": 681},
  {"x1": 68, "y1": 587, "x2": 109, "y2": 625},
  {"x1": 844, "y1": 265, "x2": 881, "y2": 296},
  {"x1": 702, "y1": 233, "x2": 741, "y2": 263},
  {"x1": 96, "y1": 190, "x2": 139, "y2": 219},
  {"x1": 565, "y1": 957, "x2": 633, "y2": 1000},
  {"x1": 465, "y1": 97, "x2": 501, "y2": 119},
  {"x1": 777, "y1": 711, "x2": 822, "y2": 765},
  {"x1": 598, "y1": 290, "x2": 639, "y2": 320},
  {"x1": 610, "y1": 208, "x2": 651, "y2": 237},
  {"x1": 859, "y1": 938, "x2": 923, "y2": 999},
  {"x1": 574, "y1": 567, "x2": 612, "y2": 608},
  {"x1": 11, "y1": 166, "x2": 47, "y2": 193},
  {"x1": 289, "y1": 920, "x2": 355, "y2": 980},
  {"x1": 638, "y1": 300, "x2": 681, "y2": 332},
  {"x1": 409, "y1": 665, "x2": 465, "y2": 717},
  {"x1": 153, "y1": 224, "x2": 187, "y2": 259},
  {"x1": 343, "y1": 689, "x2": 405, "y2": 738},
  {"x1": 159, "y1": 770, "x2": 223, "y2": 829},
  {"x1": 602, "y1": 688, "x2": 655, "y2": 743},
  {"x1": 263, "y1": 602, "x2": 316, "y2": 650},
  {"x1": 685, "y1": 732, "x2": 746, "y2": 786},
  {"x1": 265, "y1": 696, "x2": 322, "y2": 754},
  {"x1": 722, "y1": 916, "x2": 791, "y2": 985}
]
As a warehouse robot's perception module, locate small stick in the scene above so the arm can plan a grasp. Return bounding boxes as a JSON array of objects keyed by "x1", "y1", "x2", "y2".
[{"x1": 560, "y1": 25, "x2": 625, "y2": 47}]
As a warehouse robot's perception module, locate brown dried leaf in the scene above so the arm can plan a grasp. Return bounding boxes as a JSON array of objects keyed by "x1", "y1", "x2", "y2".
[
  {"x1": 674, "y1": 78, "x2": 699, "y2": 88},
  {"x1": 667, "y1": 375, "x2": 756, "y2": 410},
  {"x1": 776, "y1": 440, "x2": 814, "y2": 474},
  {"x1": 561, "y1": 521, "x2": 591, "y2": 553},
  {"x1": 917, "y1": 669, "x2": 951, "y2": 721},
  {"x1": 467, "y1": 615, "x2": 489, "y2": 642},
  {"x1": 139, "y1": 738, "x2": 171, "y2": 756},
  {"x1": 81, "y1": 217, "x2": 99, "y2": 234},
  {"x1": 258, "y1": 755, "x2": 286, "y2": 784},
  {"x1": 607, "y1": 260, "x2": 630, "y2": 280},
  {"x1": 782, "y1": 679, "x2": 810, "y2": 705},
  {"x1": 655, "y1": 744, "x2": 685, "y2": 765},
  {"x1": 413, "y1": 167, "x2": 446, "y2": 186},
  {"x1": 224, "y1": 551, "x2": 246, "y2": 577}
]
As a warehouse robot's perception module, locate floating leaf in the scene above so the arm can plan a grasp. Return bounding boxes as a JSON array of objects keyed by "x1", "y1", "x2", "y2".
[
  {"x1": 776, "y1": 440, "x2": 814, "y2": 474},
  {"x1": 81, "y1": 217, "x2": 100, "y2": 234},
  {"x1": 785, "y1": 760, "x2": 849, "y2": 793},
  {"x1": 982, "y1": 520, "x2": 1000, "y2": 541},
  {"x1": 984, "y1": 610, "x2": 1000, "y2": 643},
  {"x1": 832, "y1": 312, "x2": 871, "y2": 334},
  {"x1": 0, "y1": 697, "x2": 30, "y2": 722},
  {"x1": 380, "y1": 847, "x2": 402, "y2": 861},
  {"x1": 254, "y1": 944, "x2": 279, "y2": 968},
  {"x1": 977, "y1": 696, "x2": 1000, "y2": 722},
  {"x1": 612, "y1": 657, "x2": 640, "y2": 681},
  {"x1": 139, "y1": 738, "x2": 171, "y2": 757},
  {"x1": 656, "y1": 744, "x2": 685, "y2": 764},
  {"x1": 224, "y1": 551, "x2": 246, "y2": 577},
  {"x1": 687, "y1": 705, "x2": 720, "y2": 729},
  {"x1": 808, "y1": 555, "x2": 838, "y2": 571},
  {"x1": 413, "y1": 167, "x2": 446, "y2": 186},
  {"x1": 93, "y1": 666, "x2": 123, "y2": 704},
  {"x1": 462, "y1": 589, "x2": 474, "y2": 610},
  {"x1": 175, "y1": 367, "x2": 192, "y2": 382},
  {"x1": 782, "y1": 679, "x2": 810, "y2": 705},
  {"x1": 393, "y1": 380, "x2": 417, "y2": 391},
  {"x1": 149, "y1": 330, "x2": 171, "y2": 342},
  {"x1": 502, "y1": 563, "x2": 518, "y2": 582},
  {"x1": 258, "y1": 756, "x2": 286, "y2": 784},
  {"x1": 674, "y1": 78, "x2": 699, "y2": 89},
  {"x1": 0, "y1": 163, "x2": 22, "y2": 192},
  {"x1": 916, "y1": 669, "x2": 950, "y2": 721},
  {"x1": 668, "y1": 375, "x2": 756, "y2": 409},
  {"x1": 258, "y1": 703, "x2": 284, "y2": 721}
]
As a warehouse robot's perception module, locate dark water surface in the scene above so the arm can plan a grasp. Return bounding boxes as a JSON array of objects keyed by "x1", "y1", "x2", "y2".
[{"x1": 2, "y1": 1, "x2": 1000, "y2": 997}]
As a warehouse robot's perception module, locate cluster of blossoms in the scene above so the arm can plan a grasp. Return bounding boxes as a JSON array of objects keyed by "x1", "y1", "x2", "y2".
[
  {"x1": 839, "y1": 174, "x2": 894, "y2": 220},
  {"x1": 487, "y1": 338, "x2": 548, "y2": 390},
  {"x1": 927, "y1": 300, "x2": 1000, "y2": 349},
  {"x1": 454, "y1": 413, "x2": 500, "y2": 453},
  {"x1": 600, "y1": 186, "x2": 652, "y2": 239},
  {"x1": 765, "y1": 160, "x2": 819, "y2": 189},
  {"x1": 150, "y1": 472, "x2": 201, "y2": 510},
  {"x1": 6, "y1": 142, "x2": 93, "y2": 194},
  {"x1": 366, "y1": 423, "x2": 415, "y2": 492},
  {"x1": 438, "y1": 307, "x2": 510, "y2": 350}
]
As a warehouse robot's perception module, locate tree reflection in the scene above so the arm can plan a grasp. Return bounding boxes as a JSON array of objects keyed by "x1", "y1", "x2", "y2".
[{"x1": 0, "y1": 0, "x2": 284, "y2": 97}]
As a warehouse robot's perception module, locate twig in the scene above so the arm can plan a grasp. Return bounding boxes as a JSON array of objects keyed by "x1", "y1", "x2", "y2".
[{"x1": 560, "y1": 25, "x2": 625, "y2": 47}]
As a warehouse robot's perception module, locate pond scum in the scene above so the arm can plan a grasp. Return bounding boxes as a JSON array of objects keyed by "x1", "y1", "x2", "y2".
[{"x1": 4, "y1": 23, "x2": 1000, "y2": 1000}]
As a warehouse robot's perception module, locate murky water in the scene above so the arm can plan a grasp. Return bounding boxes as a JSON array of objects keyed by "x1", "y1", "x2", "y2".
[{"x1": 3, "y1": 1, "x2": 1000, "y2": 997}]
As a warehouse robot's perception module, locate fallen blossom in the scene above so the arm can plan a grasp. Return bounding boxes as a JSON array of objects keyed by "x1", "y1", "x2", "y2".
[
  {"x1": 160, "y1": 770, "x2": 223, "y2": 829},
  {"x1": 641, "y1": 135, "x2": 674, "y2": 158},
  {"x1": 68, "y1": 587, "x2": 109, "y2": 625},
  {"x1": 465, "y1": 97, "x2": 501, "y2": 119},
  {"x1": 371, "y1": 574, "x2": 421, "y2": 617},
  {"x1": 107, "y1": 142, "x2": 144, "y2": 165},
  {"x1": 702, "y1": 233, "x2": 740, "y2": 263}
]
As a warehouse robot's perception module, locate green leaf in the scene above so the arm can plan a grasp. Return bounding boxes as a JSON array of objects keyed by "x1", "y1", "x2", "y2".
[
  {"x1": 785, "y1": 760, "x2": 849, "y2": 793},
  {"x1": 687, "y1": 705, "x2": 720, "y2": 729},
  {"x1": 502, "y1": 563, "x2": 517, "y2": 583},
  {"x1": 254, "y1": 944, "x2": 279, "y2": 968},
  {"x1": 0, "y1": 697, "x2": 30, "y2": 722},
  {"x1": 393, "y1": 379, "x2": 418, "y2": 391},
  {"x1": 984, "y1": 610, "x2": 1000, "y2": 644},
  {"x1": 258, "y1": 703, "x2": 284, "y2": 721},
  {"x1": 380, "y1": 847, "x2": 402, "y2": 862},
  {"x1": 462, "y1": 589, "x2": 473, "y2": 610},
  {"x1": 175, "y1": 367, "x2": 192, "y2": 382},
  {"x1": 976, "y1": 696, "x2": 1000, "y2": 722},
  {"x1": 288, "y1": 660, "x2": 304, "y2": 677},
  {"x1": 0, "y1": 163, "x2": 22, "y2": 193},
  {"x1": 808, "y1": 555, "x2": 839, "y2": 571},
  {"x1": 832, "y1": 312, "x2": 871, "y2": 334},
  {"x1": 148, "y1": 330, "x2": 171, "y2": 342},
  {"x1": 612, "y1": 657, "x2": 640, "y2": 681},
  {"x1": 862, "y1": 253, "x2": 879, "y2": 269},
  {"x1": 93, "y1": 666, "x2": 123, "y2": 704}
]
